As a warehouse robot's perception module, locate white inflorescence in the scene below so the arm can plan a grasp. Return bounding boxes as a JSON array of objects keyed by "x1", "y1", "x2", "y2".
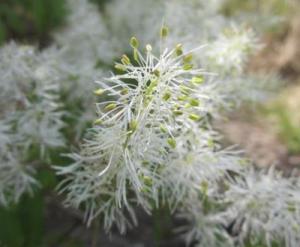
[
  {"x1": 0, "y1": 43, "x2": 64, "y2": 205},
  {"x1": 55, "y1": 32, "x2": 247, "y2": 233},
  {"x1": 56, "y1": 30, "x2": 300, "y2": 247}
]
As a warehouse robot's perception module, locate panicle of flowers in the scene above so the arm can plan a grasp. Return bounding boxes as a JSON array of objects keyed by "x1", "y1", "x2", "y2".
[
  {"x1": 182, "y1": 166, "x2": 300, "y2": 247},
  {"x1": 203, "y1": 27, "x2": 258, "y2": 74},
  {"x1": 0, "y1": 43, "x2": 64, "y2": 205},
  {"x1": 220, "y1": 168, "x2": 300, "y2": 247},
  {"x1": 56, "y1": 27, "x2": 251, "y2": 233}
]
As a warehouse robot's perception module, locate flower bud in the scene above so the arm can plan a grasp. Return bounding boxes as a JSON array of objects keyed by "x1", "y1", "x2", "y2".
[{"x1": 130, "y1": 36, "x2": 139, "y2": 48}]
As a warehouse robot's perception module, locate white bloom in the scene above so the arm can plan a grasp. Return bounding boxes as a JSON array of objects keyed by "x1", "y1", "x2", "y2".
[
  {"x1": 204, "y1": 27, "x2": 258, "y2": 74},
  {"x1": 222, "y1": 168, "x2": 300, "y2": 247},
  {"x1": 0, "y1": 153, "x2": 37, "y2": 206},
  {"x1": 54, "y1": 0, "x2": 116, "y2": 65},
  {"x1": 181, "y1": 205, "x2": 234, "y2": 247},
  {"x1": 0, "y1": 43, "x2": 64, "y2": 205},
  {"x1": 56, "y1": 33, "x2": 250, "y2": 232}
]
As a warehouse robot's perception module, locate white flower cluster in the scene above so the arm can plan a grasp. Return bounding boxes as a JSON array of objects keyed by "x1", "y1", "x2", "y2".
[
  {"x1": 184, "y1": 168, "x2": 300, "y2": 247},
  {"x1": 0, "y1": 43, "x2": 64, "y2": 205},
  {"x1": 55, "y1": 18, "x2": 300, "y2": 247},
  {"x1": 1, "y1": 0, "x2": 297, "y2": 246},
  {"x1": 56, "y1": 34, "x2": 246, "y2": 233}
]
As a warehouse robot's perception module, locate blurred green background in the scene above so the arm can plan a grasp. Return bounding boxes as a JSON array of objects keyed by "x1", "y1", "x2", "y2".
[{"x1": 0, "y1": 0, "x2": 108, "y2": 47}]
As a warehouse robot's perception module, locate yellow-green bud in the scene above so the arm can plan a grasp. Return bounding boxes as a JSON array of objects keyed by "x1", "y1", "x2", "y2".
[
  {"x1": 104, "y1": 103, "x2": 117, "y2": 111},
  {"x1": 120, "y1": 88, "x2": 129, "y2": 95},
  {"x1": 191, "y1": 76, "x2": 204, "y2": 84},
  {"x1": 167, "y1": 138, "x2": 176, "y2": 148},
  {"x1": 177, "y1": 95, "x2": 188, "y2": 101},
  {"x1": 183, "y1": 63, "x2": 193, "y2": 70},
  {"x1": 175, "y1": 44, "x2": 183, "y2": 56},
  {"x1": 94, "y1": 118, "x2": 102, "y2": 125},
  {"x1": 163, "y1": 91, "x2": 171, "y2": 101},
  {"x1": 153, "y1": 69, "x2": 160, "y2": 77},
  {"x1": 189, "y1": 98, "x2": 200, "y2": 107},
  {"x1": 121, "y1": 54, "x2": 131, "y2": 65},
  {"x1": 160, "y1": 25, "x2": 169, "y2": 38},
  {"x1": 159, "y1": 124, "x2": 168, "y2": 133},
  {"x1": 183, "y1": 53, "x2": 193, "y2": 63},
  {"x1": 94, "y1": 88, "x2": 105, "y2": 96},
  {"x1": 143, "y1": 176, "x2": 152, "y2": 186},
  {"x1": 115, "y1": 64, "x2": 126, "y2": 71},
  {"x1": 130, "y1": 36, "x2": 139, "y2": 48},
  {"x1": 173, "y1": 110, "x2": 183, "y2": 116},
  {"x1": 188, "y1": 113, "x2": 201, "y2": 121},
  {"x1": 146, "y1": 79, "x2": 158, "y2": 95},
  {"x1": 129, "y1": 120, "x2": 138, "y2": 132}
]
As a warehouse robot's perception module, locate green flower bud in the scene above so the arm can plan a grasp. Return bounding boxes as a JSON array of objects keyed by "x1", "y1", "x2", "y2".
[
  {"x1": 173, "y1": 110, "x2": 183, "y2": 116},
  {"x1": 191, "y1": 76, "x2": 204, "y2": 84},
  {"x1": 120, "y1": 88, "x2": 129, "y2": 95},
  {"x1": 94, "y1": 118, "x2": 102, "y2": 125},
  {"x1": 183, "y1": 53, "x2": 193, "y2": 63},
  {"x1": 183, "y1": 63, "x2": 193, "y2": 70},
  {"x1": 160, "y1": 25, "x2": 169, "y2": 38},
  {"x1": 159, "y1": 124, "x2": 168, "y2": 133},
  {"x1": 167, "y1": 138, "x2": 176, "y2": 148},
  {"x1": 177, "y1": 95, "x2": 188, "y2": 101},
  {"x1": 129, "y1": 120, "x2": 138, "y2": 132},
  {"x1": 121, "y1": 54, "x2": 131, "y2": 65},
  {"x1": 163, "y1": 91, "x2": 171, "y2": 101},
  {"x1": 153, "y1": 69, "x2": 160, "y2": 77},
  {"x1": 143, "y1": 176, "x2": 152, "y2": 186},
  {"x1": 189, "y1": 98, "x2": 200, "y2": 107},
  {"x1": 115, "y1": 64, "x2": 126, "y2": 71},
  {"x1": 189, "y1": 113, "x2": 201, "y2": 121},
  {"x1": 130, "y1": 36, "x2": 139, "y2": 48},
  {"x1": 175, "y1": 44, "x2": 183, "y2": 56},
  {"x1": 94, "y1": 88, "x2": 105, "y2": 96},
  {"x1": 104, "y1": 103, "x2": 117, "y2": 111}
]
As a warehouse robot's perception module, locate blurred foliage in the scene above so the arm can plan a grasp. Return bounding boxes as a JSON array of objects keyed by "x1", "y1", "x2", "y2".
[
  {"x1": 90, "y1": 0, "x2": 110, "y2": 9},
  {"x1": 223, "y1": 0, "x2": 290, "y2": 17},
  {"x1": 0, "y1": 0, "x2": 67, "y2": 46},
  {"x1": 273, "y1": 106, "x2": 300, "y2": 154},
  {"x1": 0, "y1": 167, "x2": 71, "y2": 247},
  {"x1": 264, "y1": 85, "x2": 300, "y2": 154},
  {"x1": 0, "y1": 0, "x2": 111, "y2": 47},
  {"x1": 222, "y1": 0, "x2": 292, "y2": 34},
  {"x1": 0, "y1": 190, "x2": 44, "y2": 247}
]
